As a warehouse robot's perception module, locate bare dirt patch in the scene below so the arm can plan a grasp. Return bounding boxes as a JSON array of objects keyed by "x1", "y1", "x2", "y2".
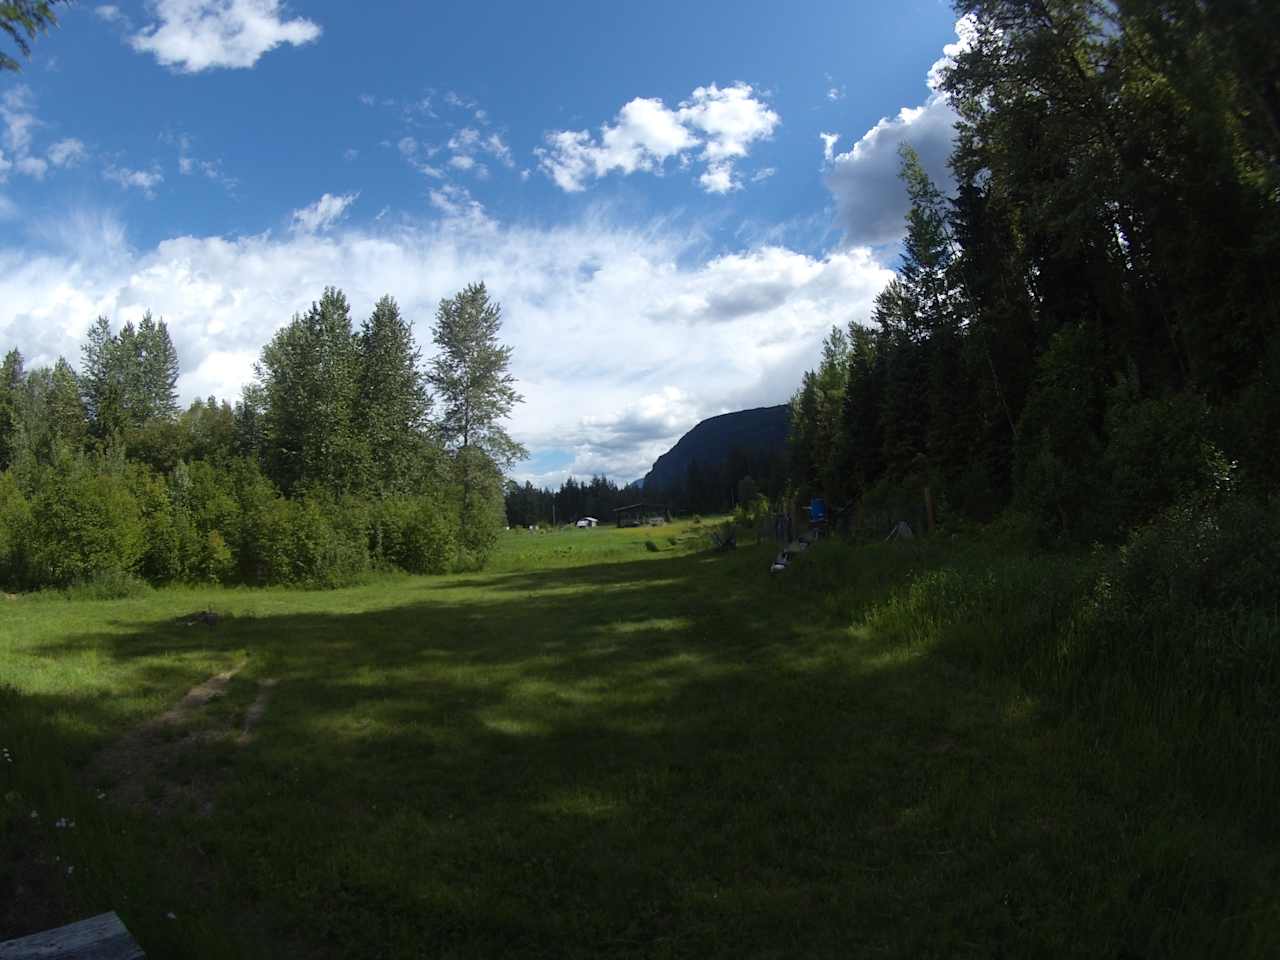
[
  {"x1": 85, "y1": 664, "x2": 277, "y2": 817},
  {"x1": 237, "y1": 679, "x2": 278, "y2": 746}
]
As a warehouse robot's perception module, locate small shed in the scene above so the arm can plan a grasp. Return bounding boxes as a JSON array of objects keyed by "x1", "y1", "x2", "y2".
[
  {"x1": 613, "y1": 503, "x2": 667, "y2": 528},
  {"x1": 576, "y1": 517, "x2": 599, "y2": 528}
]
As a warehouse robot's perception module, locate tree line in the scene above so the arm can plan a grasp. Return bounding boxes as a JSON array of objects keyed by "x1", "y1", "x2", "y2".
[
  {"x1": 0, "y1": 282, "x2": 525, "y2": 590},
  {"x1": 503, "y1": 444, "x2": 790, "y2": 529},
  {"x1": 504, "y1": 475, "x2": 637, "y2": 528},
  {"x1": 789, "y1": 0, "x2": 1278, "y2": 543}
]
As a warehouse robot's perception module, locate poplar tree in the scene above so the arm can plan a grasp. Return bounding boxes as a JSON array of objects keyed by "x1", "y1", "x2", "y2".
[
  {"x1": 357, "y1": 295, "x2": 433, "y2": 497},
  {"x1": 79, "y1": 313, "x2": 180, "y2": 436},
  {"x1": 428, "y1": 282, "x2": 526, "y2": 562},
  {"x1": 258, "y1": 287, "x2": 368, "y2": 496},
  {"x1": 138, "y1": 312, "x2": 180, "y2": 421}
]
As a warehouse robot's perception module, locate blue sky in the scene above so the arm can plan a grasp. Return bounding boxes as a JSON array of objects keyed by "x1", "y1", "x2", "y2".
[{"x1": 1, "y1": 0, "x2": 967, "y2": 484}]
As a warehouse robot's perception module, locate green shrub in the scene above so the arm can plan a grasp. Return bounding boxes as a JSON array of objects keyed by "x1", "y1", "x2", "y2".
[
  {"x1": 1102, "y1": 381, "x2": 1227, "y2": 528},
  {"x1": 1012, "y1": 325, "x2": 1109, "y2": 541},
  {"x1": 60, "y1": 570, "x2": 153, "y2": 601},
  {"x1": 255, "y1": 496, "x2": 369, "y2": 588},
  {"x1": 225, "y1": 458, "x2": 284, "y2": 584},
  {"x1": 375, "y1": 496, "x2": 457, "y2": 575},
  {"x1": 192, "y1": 529, "x2": 234, "y2": 583},
  {"x1": 137, "y1": 468, "x2": 184, "y2": 584},
  {"x1": 28, "y1": 466, "x2": 145, "y2": 587},
  {"x1": 0, "y1": 471, "x2": 31, "y2": 588}
]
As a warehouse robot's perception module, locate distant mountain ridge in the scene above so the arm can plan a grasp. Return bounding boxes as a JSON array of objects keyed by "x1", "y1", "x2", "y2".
[{"x1": 641, "y1": 404, "x2": 790, "y2": 496}]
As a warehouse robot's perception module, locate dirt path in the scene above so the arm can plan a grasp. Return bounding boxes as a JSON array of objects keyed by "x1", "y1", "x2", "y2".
[{"x1": 86, "y1": 663, "x2": 276, "y2": 816}]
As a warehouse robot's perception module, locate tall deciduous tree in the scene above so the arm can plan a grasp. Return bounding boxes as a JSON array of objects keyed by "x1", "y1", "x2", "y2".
[
  {"x1": 357, "y1": 295, "x2": 433, "y2": 497},
  {"x1": 79, "y1": 313, "x2": 181, "y2": 437},
  {"x1": 12, "y1": 357, "x2": 86, "y2": 472},
  {"x1": 428, "y1": 282, "x2": 527, "y2": 563},
  {"x1": 429, "y1": 282, "x2": 526, "y2": 466},
  {"x1": 258, "y1": 287, "x2": 368, "y2": 496}
]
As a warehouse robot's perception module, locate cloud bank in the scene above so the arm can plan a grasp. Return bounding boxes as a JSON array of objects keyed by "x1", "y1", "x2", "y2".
[{"x1": 1, "y1": 212, "x2": 891, "y2": 484}]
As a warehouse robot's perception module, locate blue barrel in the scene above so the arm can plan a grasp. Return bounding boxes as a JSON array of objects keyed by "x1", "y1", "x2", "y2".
[{"x1": 809, "y1": 497, "x2": 827, "y2": 523}]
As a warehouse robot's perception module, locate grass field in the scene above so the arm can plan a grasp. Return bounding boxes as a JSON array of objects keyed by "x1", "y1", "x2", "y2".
[{"x1": 1, "y1": 520, "x2": 1276, "y2": 957}]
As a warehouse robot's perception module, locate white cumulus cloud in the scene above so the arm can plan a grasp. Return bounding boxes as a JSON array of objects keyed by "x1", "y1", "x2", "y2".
[
  {"x1": 1, "y1": 212, "x2": 891, "y2": 483},
  {"x1": 824, "y1": 18, "x2": 976, "y2": 248},
  {"x1": 130, "y1": 0, "x2": 322, "y2": 73},
  {"x1": 538, "y1": 83, "x2": 778, "y2": 195},
  {"x1": 290, "y1": 192, "x2": 358, "y2": 234}
]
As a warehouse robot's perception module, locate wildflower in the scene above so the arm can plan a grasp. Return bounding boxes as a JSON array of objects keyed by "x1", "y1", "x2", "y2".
[
  {"x1": 166, "y1": 912, "x2": 177, "y2": 920},
  {"x1": 65, "y1": 865, "x2": 74, "y2": 876}
]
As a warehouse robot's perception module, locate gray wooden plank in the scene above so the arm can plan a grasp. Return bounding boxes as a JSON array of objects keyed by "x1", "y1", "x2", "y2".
[{"x1": 0, "y1": 913, "x2": 144, "y2": 960}]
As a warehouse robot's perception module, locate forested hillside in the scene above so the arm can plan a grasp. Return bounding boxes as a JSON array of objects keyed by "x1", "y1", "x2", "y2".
[
  {"x1": 788, "y1": 0, "x2": 1278, "y2": 543},
  {"x1": 0, "y1": 283, "x2": 524, "y2": 591},
  {"x1": 641, "y1": 405, "x2": 790, "y2": 514}
]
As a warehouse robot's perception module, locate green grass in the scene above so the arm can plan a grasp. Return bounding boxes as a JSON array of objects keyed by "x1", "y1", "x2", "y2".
[{"x1": 1, "y1": 521, "x2": 1276, "y2": 957}]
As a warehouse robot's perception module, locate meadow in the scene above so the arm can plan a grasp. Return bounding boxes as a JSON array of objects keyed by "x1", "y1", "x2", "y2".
[{"x1": 1, "y1": 520, "x2": 1276, "y2": 958}]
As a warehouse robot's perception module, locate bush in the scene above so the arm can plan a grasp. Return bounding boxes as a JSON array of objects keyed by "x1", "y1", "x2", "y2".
[
  {"x1": 61, "y1": 570, "x2": 153, "y2": 601},
  {"x1": 137, "y1": 468, "x2": 184, "y2": 584},
  {"x1": 0, "y1": 471, "x2": 31, "y2": 588},
  {"x1": 374, "y1": 496, "x2": 457, "y2": 575},
  {"x1": 28, "y1": 465, "x2": 145, "y2": 587},
  {"x1": 1012, "y1": 325, "x2": 1108, "y2": 541},
  {"x1": 453, "y1": 448, "x2": 505, "y2": 571},
  {"x1": 255, "y1": 496, "x2": 369, "y2": 588},
  {"x1": 1102, "y1": 381, "x2": 1227, "y2": 528}
]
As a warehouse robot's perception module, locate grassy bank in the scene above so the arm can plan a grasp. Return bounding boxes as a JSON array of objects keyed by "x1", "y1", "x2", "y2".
[{"x1": 2, "y1": 520, "x2": 1276, "y2": 957}]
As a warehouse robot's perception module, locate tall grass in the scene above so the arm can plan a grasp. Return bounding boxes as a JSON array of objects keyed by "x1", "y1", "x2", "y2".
[{"x1": 786, "y1": 497, "x2": 1280, "y2": 834}]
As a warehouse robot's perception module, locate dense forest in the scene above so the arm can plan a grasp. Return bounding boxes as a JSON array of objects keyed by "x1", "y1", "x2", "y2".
[
  {"x1": 503, "y1": 475, "x2": 637, "y2": 528},
  {"x1": 788, "y1": 0, "x2": 1278, "y2": 544},
  {"x1": 0, "y1": 283, "x2": 524, "y2": 591}
]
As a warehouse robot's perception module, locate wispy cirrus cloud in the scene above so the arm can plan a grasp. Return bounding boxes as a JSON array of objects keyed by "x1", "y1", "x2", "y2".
[{"x1": 103, "y1": 164, "x2": 165, "y2": 197}]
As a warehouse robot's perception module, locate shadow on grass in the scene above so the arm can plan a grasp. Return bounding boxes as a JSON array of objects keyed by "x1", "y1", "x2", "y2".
[{"x1": 4, "y1": 545, "x2": 1276, "y2": 959}]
